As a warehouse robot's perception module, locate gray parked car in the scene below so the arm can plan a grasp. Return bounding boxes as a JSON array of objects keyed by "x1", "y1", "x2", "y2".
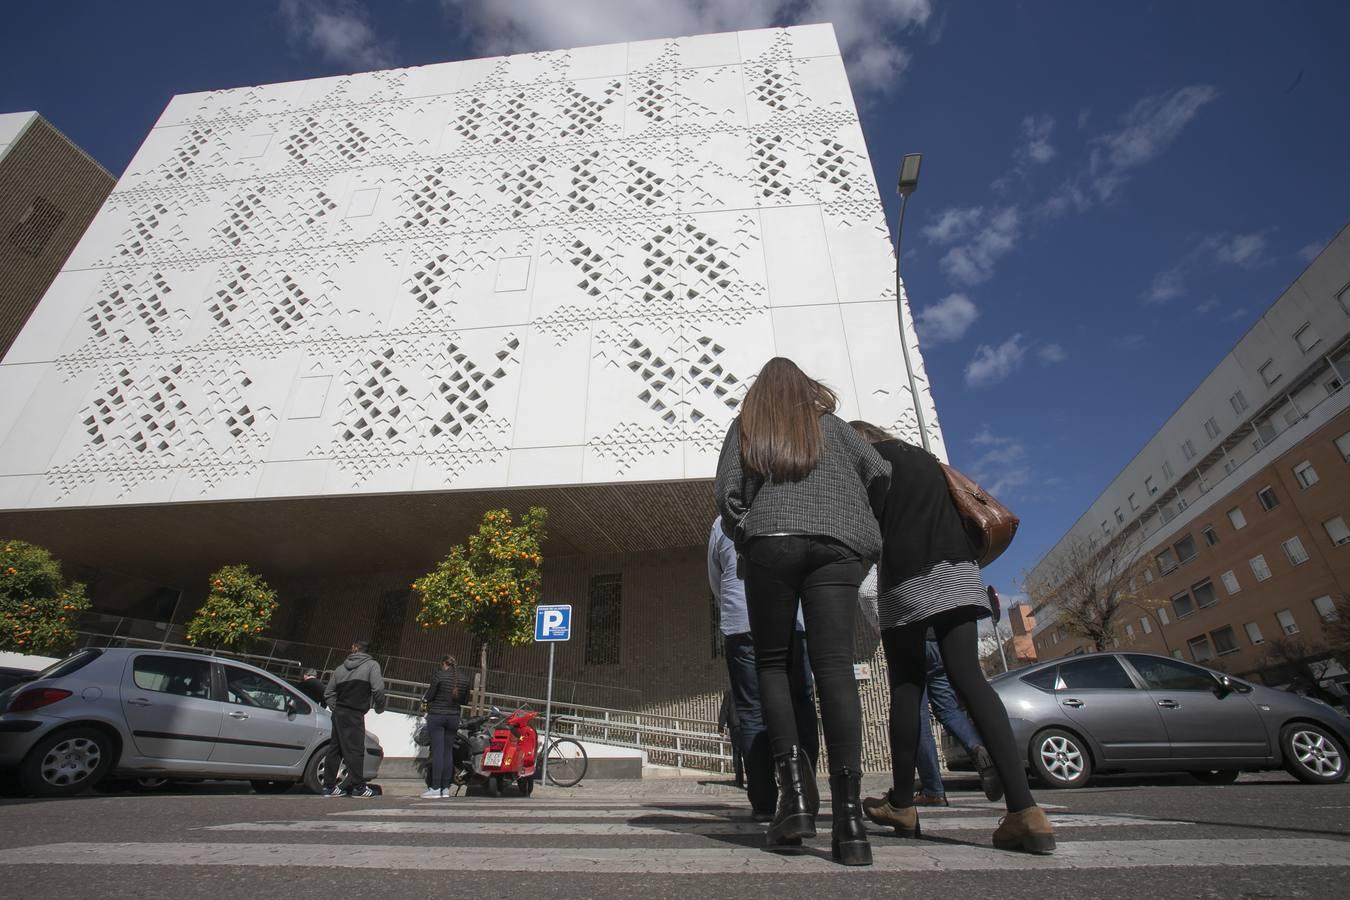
[
  {"x1": 0, "y1": 648, "x2": 382, "y2": 797},
  {"x1": 944, "y1": 651, "x2": 1349, "y2": 788}
]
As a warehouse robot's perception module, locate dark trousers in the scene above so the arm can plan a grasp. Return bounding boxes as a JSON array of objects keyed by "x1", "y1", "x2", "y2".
[
  {"x1": 743, "y1": 535, "x2": 864, "y2": 774},
  {"x1": 426, "y1": 713, "x2": 459, "y2": 790},
  {"x1": 725, "y1": 630, "x2": 818, "y2": 813},
  {"x1": 323, "y1": 707, "x2": 367, "y2": 790},
  {"x1": 729, "y1": 729, "x2": 745, "y2": 786},
  {"x1": 916, "y1": 639, "x2": 985, "y2": 795}
]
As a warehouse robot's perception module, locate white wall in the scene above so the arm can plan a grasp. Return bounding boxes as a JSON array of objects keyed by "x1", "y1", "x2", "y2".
[{"x1": 0, "y1": 25, "x2": 944, "y2": 512}]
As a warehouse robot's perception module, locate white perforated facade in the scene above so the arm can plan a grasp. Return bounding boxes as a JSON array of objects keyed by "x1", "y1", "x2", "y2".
[{"x1": 0, "y1": 25, "x2": 942, "y2": 511}]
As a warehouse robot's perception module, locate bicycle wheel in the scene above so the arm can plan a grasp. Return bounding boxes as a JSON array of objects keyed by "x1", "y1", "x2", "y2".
[{"x1": 545, "y1": 737, "x2": 588, "y2": 787}]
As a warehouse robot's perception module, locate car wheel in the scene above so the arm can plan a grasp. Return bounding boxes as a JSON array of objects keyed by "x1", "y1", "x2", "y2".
[
  {"x1": 1192, "y1": 769, "x2": 1240, "y2": 785},
  {"x1": 1281, "y1": 723, "x2": 1348, "y2": 784},
  {"x1": 252, "y1": 780, "x2": 296, "y2": 794},
  {"x1": 303, "y1": 747, "x2": 347, "y2": 794},
  {"x1": 1030, "y1": 728, "x2": 1092, "y2": 789},
  {"x1": 134, "y1": 776, "x2": 171, "y2": 792},
  {"x1": 18, "y1": 727, "x2": 115, "y2": 797}
]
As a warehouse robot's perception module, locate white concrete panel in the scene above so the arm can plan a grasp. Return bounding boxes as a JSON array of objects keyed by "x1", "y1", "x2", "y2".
[
  {"x1": 760, "y1": 205, "x2": 837, "y2": 306},
  {"x1": 0, "y1": 25, "x2": 945, "y2": 509},
  {"x1": 0, "y1": 475, "x2": 38, "y2": 509},
  {"x1": 0, "y1": 363, "x2": 49, "y2": 441}
]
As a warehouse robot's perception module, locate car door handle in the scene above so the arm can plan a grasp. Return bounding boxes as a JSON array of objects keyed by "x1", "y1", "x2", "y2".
[
  {"x1": 1061, "y1": 699, "x2": 1084, "y2": 708},
  {"x1": 228, "y1": 711, "x2": 250, "y2": 720},
  {"x1": 1157, "y1": 699, "x2": 1180, "y2": 709},
  {"x1": 127, "y1": 698, "x2": 152, "y2": 707}
]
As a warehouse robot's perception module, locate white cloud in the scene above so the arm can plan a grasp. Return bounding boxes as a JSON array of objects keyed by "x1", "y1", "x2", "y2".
[
  {"x1": 1297, "y1": 241, "x2": 1325, "y2": 262},
  {"x1": 1037, "y1": 342, "x2": 1067, "y2": 364},
  {"x1": 1211, "y1": 233, "x2": 1268, "y2": 268},
  {"x1": 967, "y1": 426, "x2": 1031, "y2": 496},
  {"x1": 1017, "y1": 114, "x2": 1056, "y2": 166},
  {"x1": 445, "y1": 0, "x2": 932, "y2": 97},
  {"x1": 1145, "y1": 266, "x2": 1186, "y2": 303},
  {"x1": 1144, "y1": 231, "x2": 1269, "y2": 303},
  {"x1": 922, "y1": 206, "x2": 984, "y2": 244},
  {"x1": 1118, "y1": 334, "x2": 1146, "y2": 350},
  {"x1": 915, "y1": 293, "x2": 979, "y2": 344},
  {"x1": 280, "y1": 0, "x2": 394, "y2": 68},
  {"x1": 965, "y1": 333, "x2": 1026, "y2": 387},
  {"x1": 1226, "y1": 306, "x2": 1249, "y2": 322},
  {"x1": 1196, "y1": 297, "x2": 1220, "y2": 314},
  {"x1": 939, "y1": 207, "x2": 1021, "y2": 286}
]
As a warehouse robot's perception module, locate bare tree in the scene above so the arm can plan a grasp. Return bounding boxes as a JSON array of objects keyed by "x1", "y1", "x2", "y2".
[
  {"x1": 1262, "y1": 634, "x2": 1344, "y2": 708},
  {"x1": 1324, "y1": 595, "x2": 1350, "y2": 668},
  {"x1": 1026, "y1": 531, "x2": 1152, "y2": 652}
]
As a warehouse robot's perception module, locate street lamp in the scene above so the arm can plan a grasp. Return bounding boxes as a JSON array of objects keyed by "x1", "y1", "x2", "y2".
[{"x1": 892, "y1": 153, "x2": 930, "y2": 452}]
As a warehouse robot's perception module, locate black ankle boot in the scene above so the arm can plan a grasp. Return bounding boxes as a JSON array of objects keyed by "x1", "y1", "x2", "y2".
[
  {"x1": 766, "y1": 746, "x2": 816, "y2": 846},
  {"x1": 829, "y1": 769, "x2": 873, "y2": 866}
]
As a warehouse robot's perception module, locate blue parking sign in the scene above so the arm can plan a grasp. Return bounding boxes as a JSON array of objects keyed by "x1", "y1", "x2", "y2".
[{"x1": 534, "y1": 605, "x2": 571, "y2": 642}]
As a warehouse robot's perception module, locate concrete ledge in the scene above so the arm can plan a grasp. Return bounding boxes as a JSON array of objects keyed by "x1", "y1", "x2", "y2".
[{"x1": 379, "y1": 754, "x2": 644, "y2": 781}]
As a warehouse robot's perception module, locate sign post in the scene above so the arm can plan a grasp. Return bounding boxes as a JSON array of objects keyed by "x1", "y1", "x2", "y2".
[{"x1": 533, "y1": 604, "x2": 571, "y2": 788}]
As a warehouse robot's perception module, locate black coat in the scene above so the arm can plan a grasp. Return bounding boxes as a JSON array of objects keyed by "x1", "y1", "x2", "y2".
[
  {"x1": 423, "y1": 668, "x2": 469, "y2": 716},
  {"x1": 873, "y1": 439, "x2": 976, "y2": 591}
]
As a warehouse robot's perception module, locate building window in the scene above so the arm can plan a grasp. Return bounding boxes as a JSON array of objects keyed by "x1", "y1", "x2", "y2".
[
  {"x1": 1144, "y1": 567, "x2": 1154, "y2": 584},
  {"x1": 1173, "y1": 535, "x2": 1198, "y2": 564},
  {"x1": 1312, "y1": 595, "x2": 1339, "y2": 623},
  {"x1": 1224, "y1": 457, "x2": 1239, "y2": 475},
  {"x1": 1114, "y1": 507, "x2": 1124, "y2": 525},
  {"x1": 1177, "y1": 497, "x2": 1188, "y2": 513},
  {"x1": 1230, "y1": 390, "x2": 1249, "y2": 415},
  {"x1": 1172, "y1": 649, "x2": 1184, "y2": 659},
  {"x1": 1140, "y1": 616, "x2": 1153, "y2": 634},
  {"x1": 1202, "y1": 525, "x2": 1219, "y2": 546},
  {"x1": 1328, "y1": 375, "x2": 1345, "y2": 395},
  {"x1": 1157, "y1": 607, "x2": 1171, "y2": 626},
  {"x1": 1156, "y1": 548, "x2": 1179, "y2": 575},
  {"x1": 1172, "y1": 590, "x2": 1196, "y2": 619},
  {"x1": 1324, "y1": 516, "x2": 1350, "y2": 546},
  {"x1": 1128, "y1": 492, "x2": 1139, "y2": 511},
  {"x1": 1276, "y1": 608, "x2": 1299, "y2": 635},
  {"x1": 1220, "y1": 569, "x2": 1241, "y2": 595},
  {"x1": 1257, "y1": 486, "x2": 1280, "y2": 511},
  {"x1": 1338, "y1": 432, "x2": 1350, "y2": 463},
  {"x1": 1192, "y1": 578, "x2": 1218, "y2": 609},
  {"x1": 584, "y1": 573, "x2": 623, "y2": 665},
  {"x1": 1293, "y1": 461, "x2": 1318, "y2": 489},
  {"x1": 1228, "y1": 507, "x2": 1247, "y2": 530},
  {"x1": 1258, "y1": 359, "x2": 1281, "y2": 386},
  {"x1": 1249, "y1": 554, "x2": 1272, "y2": 581},
  {"x1": 1204, "y1": 418, "x2": 1221, "y2": 440},
  {"x1": 1211, "y1": 625, "x2": 1239, "y2": 656},
  {"x1": 1293, "y1": 323, "x2": 1321, "y2": 354},
  {"x1": 1163, "y1": 460, "x2": 1176, "y2": 481},
  {"x1": 1125, "y1": 623, "x2": 1135, "y2": 639},
  {"x1": 1162, "y1": 505, "x2": 1177, "y2": 524},
  {"x1": 1282, "y1": 536, "x2": 1310, "y2": 566},
  {"x1": 1244, "y1": 621, "x2": 1264, "y2": 645},
  {"x1": 1101, "y1": 520, "x2": 1111, "y2": 536},
  {"x1": 1339, "y1": 283, "x2": 1350, "y2": 315},
  {"x1": 1188, "y1": 635, "x2": 1214, "y2": 663},
  {"x1": 1145, "y1": 475, "x2": 1158, "y2": 496}
]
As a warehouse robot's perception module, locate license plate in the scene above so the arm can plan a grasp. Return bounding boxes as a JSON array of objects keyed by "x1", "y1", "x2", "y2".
[{"x1": 482, "y1": 751, "x2": 504, "y2": 768}]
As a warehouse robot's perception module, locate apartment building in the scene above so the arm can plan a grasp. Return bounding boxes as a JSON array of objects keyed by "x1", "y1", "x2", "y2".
[{"x1": 1029, "y1": 225, "x2": 1350, "y2": 693}]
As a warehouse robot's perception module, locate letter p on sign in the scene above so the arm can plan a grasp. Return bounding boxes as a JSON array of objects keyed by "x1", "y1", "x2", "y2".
[{"x1": 534, "y1": 605, "x2": 572, "y2": 642}]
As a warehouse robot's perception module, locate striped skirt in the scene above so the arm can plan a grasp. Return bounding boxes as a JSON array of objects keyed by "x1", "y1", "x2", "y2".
[{"x1": 877, "y1": 559, "x2": 990, "y2": 631}]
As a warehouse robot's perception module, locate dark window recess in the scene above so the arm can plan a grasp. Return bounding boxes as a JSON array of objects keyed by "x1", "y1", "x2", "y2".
[
  {"x1": 1172, "y1": 591, "x2": 1196, "y2": 619},
  {"x1": 1125, "y1": 654, "x2": 1216, "y2": 691},
  {"x1": 148, "y1": 587, "x2": 181, "y2": 622},
  {"x1": 1056, "y1": 656, "x2": 1136, "y2": 690},
  {"x1": 1021, "y1": 667, "x2": 1058, "y2": 691},
  {"x1": 1211, "y1": 626, "x2": 1239, "y2": 655},
  {"x1": 709, "y1": 592, "x2": 723, "y2": 659},
  {"x1": 370, "y1": 589, "x2": 410, "y2": 661},
  {"x1": 1192, "y1": 579, "x2": 1218, "y2": 609},
  {"x1": 132, "y1": 655, "x2": 212, "y2": 699},
  {"x1": 585, "y1": 574, "x2": 622, "y2": 665},
  {"x1": 7, "y1": 197, "x2": 66, "y2": 258},
  {"x1": 1173, "y1": 534, "x2": 1198, "y2": 564}
]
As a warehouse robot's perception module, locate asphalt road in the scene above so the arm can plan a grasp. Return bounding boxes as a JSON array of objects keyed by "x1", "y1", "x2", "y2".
[{"x1": 0, "y1": 772, "x2": 1346, "y2": 899}]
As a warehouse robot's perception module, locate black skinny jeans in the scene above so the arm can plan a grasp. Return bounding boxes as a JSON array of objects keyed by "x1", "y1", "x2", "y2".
[
  {"x1": 743, "y1": 534, "x2": 865, "y2": 774},
  {"x1": 426, "y1": 713, "x2": 459, "y2": 790},
  {"x1": 883, "y1": 607, "x2": 1035, "y2": 812}
]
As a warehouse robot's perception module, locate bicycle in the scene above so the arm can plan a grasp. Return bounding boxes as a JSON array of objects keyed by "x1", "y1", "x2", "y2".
[{"x1": 540, "y1": 720, "x2": 588, "y2": 787}]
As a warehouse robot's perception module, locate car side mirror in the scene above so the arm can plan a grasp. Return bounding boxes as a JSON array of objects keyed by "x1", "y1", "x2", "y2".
[
  {"x1": 1215, "y1": 675, "x2": 1239, "y2": 697},
  {"x1": 286, "y1": 698, "x2": 298, "y2": 716}
]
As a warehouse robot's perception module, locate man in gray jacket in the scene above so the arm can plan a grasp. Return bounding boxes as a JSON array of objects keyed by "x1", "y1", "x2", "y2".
[{"x1": 322, "y1": 640, "x2": 387, "y2": 797}]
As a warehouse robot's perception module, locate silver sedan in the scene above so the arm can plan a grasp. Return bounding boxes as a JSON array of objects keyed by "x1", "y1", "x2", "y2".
[
  {"x1": 0, "y1": 647, "x2": 382, "y2": 796},
  {"x1": 944, "y1": 651, "x2": 1350, "y2": 787}
]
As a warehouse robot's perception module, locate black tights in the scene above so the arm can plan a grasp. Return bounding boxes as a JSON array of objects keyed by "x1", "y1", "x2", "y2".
[{"x1": 883, "y1": 608, "x2": 1035, "y2": 812}]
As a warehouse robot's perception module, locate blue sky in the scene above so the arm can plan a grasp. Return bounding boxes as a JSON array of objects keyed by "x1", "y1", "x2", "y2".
[{"x1": 2, "y1": 1, "x2": 1348, "y2": 610}]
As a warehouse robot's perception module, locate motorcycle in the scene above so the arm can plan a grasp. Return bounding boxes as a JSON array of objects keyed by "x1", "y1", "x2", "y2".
[{"x1": 418, "y1": 705, "x2": 539, "y2": 797}]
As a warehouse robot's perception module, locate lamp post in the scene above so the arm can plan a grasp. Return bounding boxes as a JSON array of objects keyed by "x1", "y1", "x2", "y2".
[{"x1": 892, "y1": 153, "x2": 930, "y2": 453}]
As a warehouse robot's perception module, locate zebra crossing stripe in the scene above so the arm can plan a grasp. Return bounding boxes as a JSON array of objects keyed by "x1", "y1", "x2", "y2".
[
  {"x1": 339, "y1": 804, "x2": 1064, "y2": 819},
  {"x1": 0, "y1": 839, "x2": 1344, "y2": 873},
  {"x1": 205, "y1": 813, "x2": 1190, "y2": 836}
]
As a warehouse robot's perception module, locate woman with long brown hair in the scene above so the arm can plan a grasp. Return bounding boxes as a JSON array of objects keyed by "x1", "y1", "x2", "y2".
[
  {"x1": 714, "y1": 357, "x2": 889, "y2": 866},
  {"x1": 848, "y1": 420, "x2": 1055, "y2": 854}
]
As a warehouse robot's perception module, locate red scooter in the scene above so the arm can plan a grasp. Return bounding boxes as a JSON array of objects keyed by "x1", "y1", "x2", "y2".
[{"x1": 441, "y1": 705, "x2": 538, "y2": 797}]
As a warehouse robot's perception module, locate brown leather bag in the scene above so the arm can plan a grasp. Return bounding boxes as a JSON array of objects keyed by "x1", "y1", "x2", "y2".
[{"x1": 941, "y1": 463, "x2": 1019, "y2": 567}]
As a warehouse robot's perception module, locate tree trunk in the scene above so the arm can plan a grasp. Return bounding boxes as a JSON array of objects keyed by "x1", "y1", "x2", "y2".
[{"x1": 474, "y1": 639, "x2": 489, "y2": 713}]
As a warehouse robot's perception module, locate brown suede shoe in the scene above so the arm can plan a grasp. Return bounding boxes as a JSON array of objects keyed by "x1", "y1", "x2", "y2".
[
  {"x1": 992, "y1": 806, "x2": 1056, "y2": 854},
  {"x1": 861, "y1": 793, "x2": 920, "y2": 838},
  {"x1": 912, "y1": 791, "x2": 949, "y2": 807}
]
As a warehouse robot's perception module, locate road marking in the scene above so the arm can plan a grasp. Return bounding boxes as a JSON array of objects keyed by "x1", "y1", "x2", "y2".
[
  {"x1": 333, "y1": 805, "x2": 1058, "y2": 820},
  {"x1": 0, "y1": 839, "x2": 1344, "y2": 873},
  {"x1": 206, "y1": 813, "x2": 1189, "y2": 836}
]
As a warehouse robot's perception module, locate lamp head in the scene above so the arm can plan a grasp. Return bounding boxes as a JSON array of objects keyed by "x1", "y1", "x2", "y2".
[{"x1": 898, "y1": 153, "x2": 922, "y2": 197}]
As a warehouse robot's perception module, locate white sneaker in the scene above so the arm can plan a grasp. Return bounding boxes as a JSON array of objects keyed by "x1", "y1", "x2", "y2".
[
  {"x1": 420, "y1": 789, "x2": 441, "y2": 799},
  {"x1": 439, "y1": 788, "x2": 451, "y2": 798}
]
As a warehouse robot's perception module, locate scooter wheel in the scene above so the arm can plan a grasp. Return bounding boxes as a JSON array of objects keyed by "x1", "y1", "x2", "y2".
[
  {"x1": 517, "y1": 776, "x2": 534, "y2": 797},
  {"x1": 486, "y1": 774, "x2": 502, "y2": 798}
]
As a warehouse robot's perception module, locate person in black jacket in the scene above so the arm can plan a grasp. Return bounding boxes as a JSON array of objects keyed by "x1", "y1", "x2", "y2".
[
  {"x1": 848, "y1": 421, "x2": 1054, "y2": 855},
  {"x1": 421, "y1": 655, "x2": 468, "y2": 799},
  {"x1": 322, "y1": 640, "x2": 386, "y2": 798}
]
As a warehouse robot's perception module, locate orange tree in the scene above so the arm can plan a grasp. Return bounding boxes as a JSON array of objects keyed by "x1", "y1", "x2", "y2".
[
  {"x1": 413, "y1": 507, "x2": 547, "y2": 703},
  {"x1": 185, "y1": 564, "x2": 278, "y2": 651},
  {"x1": 0, "y1": 539, "x2": 90, "y2": 656}
]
